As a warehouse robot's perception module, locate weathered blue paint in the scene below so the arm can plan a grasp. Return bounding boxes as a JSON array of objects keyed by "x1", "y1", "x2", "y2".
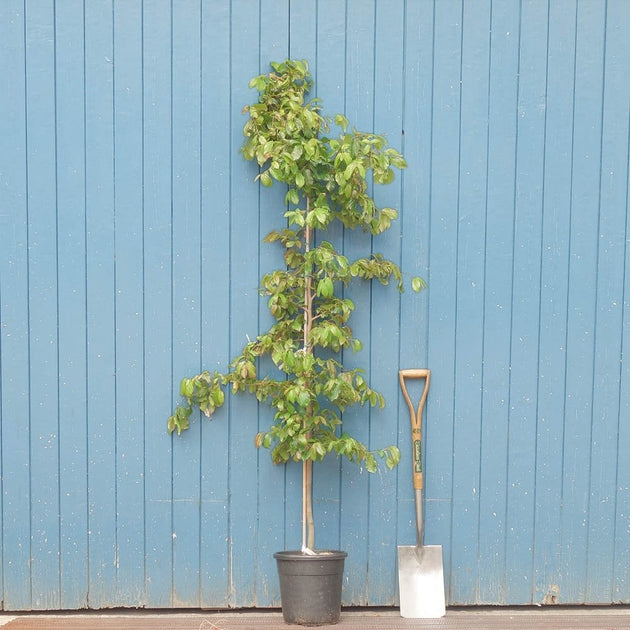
[
  {"x1": 56, "y1": 0, "x2": 89, "y2": 610},
  {"x1": 0, "y1": 0, "x2": 628, "y2": 610},
  {"x1": 1, "y1": 1, "x2": 31, "y2": 611},
  {"x1": 84, "y1": 0, "x2": 118, "y2": 609},
  {"x1": 143, "y1": 0, "x2": 175, "y2": 609}
]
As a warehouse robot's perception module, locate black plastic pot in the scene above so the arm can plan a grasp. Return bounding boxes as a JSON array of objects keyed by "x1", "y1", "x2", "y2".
[{"x1": 274, "y1": 550, "x2": 347, "y2": 626}]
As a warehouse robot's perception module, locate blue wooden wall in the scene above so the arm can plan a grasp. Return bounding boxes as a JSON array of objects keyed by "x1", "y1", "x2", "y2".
[{"x1": 1, "y1": 0, "x2": 629, "y2": 610}]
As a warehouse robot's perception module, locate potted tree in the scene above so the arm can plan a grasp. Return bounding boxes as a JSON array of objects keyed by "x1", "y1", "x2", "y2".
[{"x1": 168, "y1": 59, "x2": 423, "y2": 626}]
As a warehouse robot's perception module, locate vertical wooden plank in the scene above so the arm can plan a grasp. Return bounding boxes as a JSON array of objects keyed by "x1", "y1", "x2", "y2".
[
  {"x1": 197, "y1": 0, "x2": 232, "y2": 609},
  {"x1": 198, "y1": 0, "x2": 231, "y2": 607},
  {"x1": 0, "y1": 0, "x2": 32, "y2": 611},
  {"x1": 25, "y1": 0, "x2": 61, "y2": 609},
  {"x1": 287, "y1": 0, "x2": 320, "y2": 570},
  {"x1": 290, "y1": 0, "x2": 345, "y2": 573},
  {"x1": 504, "y1": 0, "x2": 547, "y2": 605},
  {"x1": 560, "y1": 0, "x2": 606, "y2": 604},
  {"x1": 618, "y1": 136, "x2": 630, "y2": 602},
  {"x1": 171, "y1": 0, "x2": 202, "y2": 607},
  {"x1": 143, "y1": 0, "x2": 174, "y2": 608},
  {"x1": 228, "y1": 0, "x2": 261, "y2": 607},
  {"x1": 256, "y1": 0, "x2": 290, "y2": 606},
  {"x1": 398, "y1": 0, "x2": 434, "y2": 591},
  {"x1": 55, "y1": 0, "x2": 89, "y2": 609},
  {"x1": 398, "y1": 0, "x2": 435, "y2": 605},
  {"x1": 85, "y1": 0, "x2": 117, "y2": 608},
  {"x1": 312, "y1": 0, "x2": 347, "y2": 560},
  {"x1": 449, "y1": 0, "x2": 490, "y2": 605},
  {"x1": 478, "y1": 0, "x2": 520, "y2": 605},
  {"x1": 317, "y1": 0, "x2": 348, "y2": 557},
  {"x1": 315, "y1": 1, "x2": 347, "y2": 126},
  {"x1": 112, "y1": 0, "x2": 146, "y2": 606},
  {"x1": 585, "y1": 0, "x2": 629, "y2": 604},
  {"x1": 427, "y1": 0, "x2": 461, "y2": 604},
  {"x1": 340, "y1": 0, "x2": 376, "y2": 605},
  {"x1": 284, "y1": 2, "x2": 321, "y2": 571},
  {"x1": 288, "y1": 0, "x2": 315, "y2": 61},
  {"x1": 316, "y1": 0, "x2": 347, "y2": 122},
  {"x1": 616, "y1": 4, "x2": 630, "y2": 601},
  {"x1": 367, "y1": 0, "x2": 405, "y2": 605},
  {"x1": 532, "y1": 0, "x2": 576, "y2": 606},
  {"x1": 399, "y1": 0, "x2": 434, "y2": 361}
]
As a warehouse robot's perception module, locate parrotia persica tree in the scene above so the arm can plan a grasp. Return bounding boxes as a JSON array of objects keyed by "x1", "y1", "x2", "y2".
[{"x1": 168, "y1": 59, "x2": 424, "y2": 552}]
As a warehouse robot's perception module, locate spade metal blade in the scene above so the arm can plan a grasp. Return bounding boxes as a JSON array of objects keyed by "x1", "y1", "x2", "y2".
[{"x1": 397, "y1": 543, "x2": 445, "y2": 618}]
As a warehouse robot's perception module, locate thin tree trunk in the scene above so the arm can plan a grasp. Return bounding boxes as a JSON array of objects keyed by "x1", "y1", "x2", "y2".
[
  {"x1": 302, "y1": 201, "x2": 315, "y2": 551},
  {"x1": 303, "y1": 459, "x2": 315, "y2": 551}
]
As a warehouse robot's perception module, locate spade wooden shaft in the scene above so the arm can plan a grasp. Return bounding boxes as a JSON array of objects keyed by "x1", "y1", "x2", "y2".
[{"x1": 399, "y1": 369, "x2": 431, "y2": 548}]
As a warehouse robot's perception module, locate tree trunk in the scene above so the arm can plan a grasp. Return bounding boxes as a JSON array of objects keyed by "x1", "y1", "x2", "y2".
[
  {"x1": 302, "y1": 459, "x2": 315, "y2": 550},
  {"x1": 302, "y1": 204, "x2": 315, "y2": 551}
]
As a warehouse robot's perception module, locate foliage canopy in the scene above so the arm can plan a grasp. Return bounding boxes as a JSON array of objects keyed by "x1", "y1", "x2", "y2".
[{"x1": 168, "y1": 59, "x2": 424, "y2": 548}]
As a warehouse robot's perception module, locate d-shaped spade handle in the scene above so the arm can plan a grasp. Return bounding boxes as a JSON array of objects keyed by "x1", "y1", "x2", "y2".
[{"x1": 398, "y1": 369, "x2": 431, "y2": 491}]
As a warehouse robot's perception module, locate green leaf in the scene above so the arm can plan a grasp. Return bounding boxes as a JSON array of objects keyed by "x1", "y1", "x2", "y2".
[
  {"x1": 334, "y1": 114, "x2": 349, "y2": 131},
  {"x1": 411, "y1": 276, "x2": 427, "y2": 293},
  {"x1": 180, "y1": 378, "x2": 194, "y2": 399},
  {"x1": 381, "y1": 207, "x2": 398, "y2": 221},
  {"x1": 284, "y1": 209, "x2": 305, "y2": 227},
  {"x1": 297, "y1": 391, "x2": 311, "y2": 408},
  {"x1": 316, "y1": 277, "x2": 334, "y2": 298},
  {"x1": 365, "y1": 453, "x2": 378, "y2": 473},
  {"x1": 285, "y1": 188, "x2": 300, "y2": 205},
  {"x1": 386, "y1": 446, "x2": 401, "y2": 469},
  {"x1": 284, "y1": 350, "x2": 295, "y2": 369},
  {"x1": 211, "y1": 388, "x2": 225, "y2": 407},
  {"x1": 248, "y1": 75, "x2": 267, "y2": 92},
  {"x1": 260, "y1": 170, "x2": 273, "y2": 187},
  {"x1": 167, "y1": 405, "x2": 191, "y2": 435}
]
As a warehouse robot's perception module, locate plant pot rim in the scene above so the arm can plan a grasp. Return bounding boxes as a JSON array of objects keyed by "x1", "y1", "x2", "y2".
[{"x1": 274, "y1": 549, "x2": 347, "y2": 560}]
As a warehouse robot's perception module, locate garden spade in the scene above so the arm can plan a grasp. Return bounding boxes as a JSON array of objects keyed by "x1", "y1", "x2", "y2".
[{"x1": 397, "y1": 369, "x2": 445, "y2": 618}]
